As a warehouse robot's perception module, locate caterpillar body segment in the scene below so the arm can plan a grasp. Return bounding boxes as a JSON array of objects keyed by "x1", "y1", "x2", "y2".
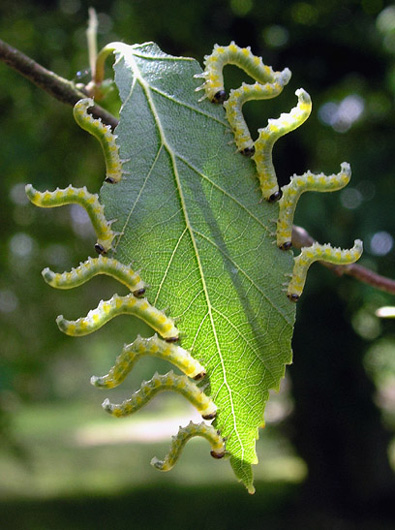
[
  {"x1": 151, "y1": 421, "x2": 226, "y2": 471},
  {"x1": 224, "y1": 80, "x2": 287, "y2": 155},
  {"x1": 252, "y1": 88, "x2": 312, "y2": 202},
  {"x1": 277, "y1": 162, "x2": 352, "y2": 250},
  {"x1": 42, "y1": 255, "x2": 146, "y2": 296},
  {"x1": 25, "y1": 184, "x2": 115, "y2": 253},
  {"x1": 197, "y1": 41, "x2": 291, "y2": 103},
  {"x1": 287, "y1": 239, "x2": 363, "y2": 301},
  {"x1": 56, "y1": 293, "x2": 179, "y2": 339},
  {"x1": 73, "y1": 98, "x2": 123, "y2": 184},
  {"x1": 102, "y1": 371, "x2": 217, "y2": 420},
  {"x1": 91, "y1": 334, "x2": 206, "y2": 389}
]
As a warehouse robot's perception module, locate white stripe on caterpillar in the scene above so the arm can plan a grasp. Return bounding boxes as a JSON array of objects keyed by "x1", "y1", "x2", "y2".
[
  {"x1": 42, "y1": 255, "x2": 146, "y2": 296},
  {"x1": 287, "y1": 239, "x2": 363, "y2": 301},
  {"x1": 91, "y1": 334, "x2": 206, "y2": 388},
  {"x1": 277, "y1": 162, "x2": 352, "y2": 250},
  {"x1": 151, "y1": 421, "x2": 226, "y2": 471},
  {"x1": 102, "y1": 371, "x2": 217, "y2": 420},
  {"x1": 56, "y1": 293, "x2": 179, "y2": 340},
  {"x1": 252, "y1": 88, "x2": 312, "y2": 202},
  {"x1": 25, "y1": 184, "x2": 115, "y2": 253},
  {"x1": 73, "y1": 98, "x2": 123, "y2": 184}
]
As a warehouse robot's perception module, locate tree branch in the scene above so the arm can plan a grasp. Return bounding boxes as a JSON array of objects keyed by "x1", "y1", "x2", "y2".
[
  {"x1": 292, "y1": 225, "x2": 395, "y2": 295},
  {"x1": 0, "y1": 38, "x2": 118, "y2": 129}
]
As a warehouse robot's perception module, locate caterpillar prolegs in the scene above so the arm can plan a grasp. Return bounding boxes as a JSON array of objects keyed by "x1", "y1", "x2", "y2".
[
  {"x1": 200, "y1": 43, "x2": 363, "y2": 294},
  {"x1": 26, "y1": 97, "x2": 224, "y2": 472}
]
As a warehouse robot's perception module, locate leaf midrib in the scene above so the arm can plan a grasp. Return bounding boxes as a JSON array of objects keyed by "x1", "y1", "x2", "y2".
[{"x1": 121, "y1": 49, "x2": 244, "y2": 459}]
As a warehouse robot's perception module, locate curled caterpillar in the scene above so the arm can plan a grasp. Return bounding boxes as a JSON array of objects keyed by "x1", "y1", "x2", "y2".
[
  {"x1": 42, "y1": 255, "x2": 146, "y2": 296},
  {"x1": 277, "y1": 162, "x2": 352, "y2": 250},
  {"x1": 25, "y1": 184, "x2": 115, "y2": 253},
  {"x1": 73, "y1": 98, "x2": 123, "y2": 184},
  {"x1": 56, "y1": 293, "x2": 179, "y2": 340},
  {"x1": 91, "y1": 334, "x2": 206, "y2": 388},
  {"x1": 287, "y1": 239, "x2": 363, "y2": 301},
  {"x1": 252, "y1": 88, "x2": 312, "y2": 202},
  {"x1": 195, "y1": 41, "x2": 291, "y2": 103},
  {"x1": 102, "y1": 371, "x2": 217, "y2": 420},
  {"x1": 151, "y1": 421, "x2": 226, "y2": 471},
  {"x1": 223, "y1": 79, "x2": 289, "y2": 156}
]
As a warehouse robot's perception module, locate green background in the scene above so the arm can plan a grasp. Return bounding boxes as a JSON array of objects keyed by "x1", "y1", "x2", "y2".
[{"x1": 0, "y1": 0, "x2": 394, "y2": 528}]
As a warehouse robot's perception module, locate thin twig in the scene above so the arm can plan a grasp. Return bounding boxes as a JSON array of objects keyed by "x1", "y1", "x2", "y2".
[
  {"x1": 0, "y1": 38, "x2": 118, "y2": 129},
  {"x1": 292, "y1": 225, "x2": 395, "y2": 295}
]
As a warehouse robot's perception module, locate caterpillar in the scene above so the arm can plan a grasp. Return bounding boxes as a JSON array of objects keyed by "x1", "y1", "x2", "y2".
[
  {"x1": 277, "y1": 162, "x2": 352, "y2": 250},
  {"x1": 26, "y1": 93, "x2": 220, "y2": 480},
  {"x1": 25, "y1": 184, "x2": 115, "y2": 253},
  {"x1": 102, "y1": 371, "x2": 217, "y2": 420},
  {"x1": 56, "y1": 293, "x2": 179, "y2": 340},
  {"x1": 42, "y1": 255, "x2": 146, "y2": 296},
  {"x1": 287, "y1": 239, "x2": 363, "y2": 301},
  {"x1": 91, "y1": 334, "x2": 206, "y2": 388},
  {"x1": 151, "y1": 421, "x2": 226, "y2": 471},
  {"x1": 252, "y1": 88, "x2": 312, "y2": 202},
  {"x1": 195, "y1": 41, "x2": 291, "y2": 103},
  {"x1": 73, "y1": 98, "x2": 123, "y2": 184},
  {"x1": 223, "y1": 79, "x2": 289, "y2": 156}
]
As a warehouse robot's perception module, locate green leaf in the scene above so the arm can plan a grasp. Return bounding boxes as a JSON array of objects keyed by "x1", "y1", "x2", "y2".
[{"x1": 101, "y1": 42, "x2": 296, "y2": 492}]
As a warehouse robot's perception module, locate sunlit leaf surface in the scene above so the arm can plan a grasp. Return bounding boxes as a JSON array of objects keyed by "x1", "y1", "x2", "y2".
[{"x1": 101, "y1": 42, "x2": 296, "y2": 491}]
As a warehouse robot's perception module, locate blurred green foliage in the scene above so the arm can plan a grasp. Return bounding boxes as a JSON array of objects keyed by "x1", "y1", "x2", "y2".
[{"x1": 0, "y1": 0, "x2": 394, "y2": 522}]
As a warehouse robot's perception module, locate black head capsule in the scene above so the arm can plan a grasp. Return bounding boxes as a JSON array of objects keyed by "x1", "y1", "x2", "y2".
[
  {"x1": 164, "y1": 336, "x2": 179, "y2": 343},
  {"x1": 212, "y1": 90, "x2": 227, "y2": 104},
  {"x1": 132, "y1": 288, "x2": 146, "y2": 298},
  {"x1": 287, "y1": 293, "x2": 300, "y2": 302},
  {"x1": 94, "y1": 243, "x2": 106, "y2": 254},
  {"x1": 279, "y1": 241, "x2": 292, "y2": 251},
  {"x1": 193, "y1": 370, "x2": 207, "y2": 381},
  {"x1": 240, "y1": 145, "x2": 255, "y2": 157},
  {"x1": 210, "y1": 450, "x2": 226, "y2": 459},
  {"x1": 105, "y1": 177, "x2": 116, "y2": 184},
  {"x1": 202, "y1": 411, "x2": 217, "y2": 420},
  {"x1": 268, "y1": 190, "x2": 283, "y2": 203}
]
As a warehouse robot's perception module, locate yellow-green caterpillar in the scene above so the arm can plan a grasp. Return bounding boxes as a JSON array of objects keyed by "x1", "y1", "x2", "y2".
[
  {"x1": 195, "y1": 41, "x2": 291, "y2": 103},
  {"x1": 287, "y1": 240, "x2": 363, "y2": 301},
  {"x1": 56, "y1": 293, "x2": 179, "y2": 340},
  {"x1": 25, "y1": 184, "x2": 115, "y2": 253},
  {"x1": 252, "y1": 88, "x2": 312, "y2": 202},
  {"x1": 102, "y1": 371, "x2": 217, "y2": 420},
  {"x1": 73, "y1": 98, "x2": 123, "y2": 184},
  {"x1": 223, "y1": 79, "x2": 289, "y2": 156},
  {"x1": 91, "y1": 334, "x2": 206, "y2": 388},
  {"x1": 277, "y1": 162, "x2": 352, "y2": 250},
  {"x1": 151, "y1": 421, "x2": 226, "y2": 471},
  {"x1": 42, "y1": 255, "x2": 146, "y2": 296}
]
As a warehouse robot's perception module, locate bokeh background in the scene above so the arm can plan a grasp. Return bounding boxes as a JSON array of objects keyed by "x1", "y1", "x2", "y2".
[{"x1": 0, "y1": 0, "x2": 394, "y2": 528}]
